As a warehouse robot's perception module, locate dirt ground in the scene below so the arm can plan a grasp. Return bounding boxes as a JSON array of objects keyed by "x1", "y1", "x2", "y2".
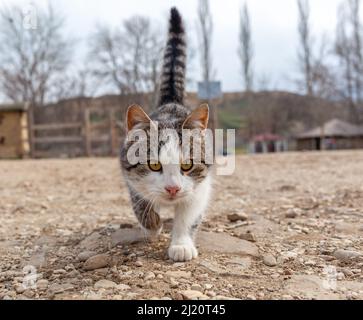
[{"x1": 0, "y1": 151, "x2": 362, "y2": 300}]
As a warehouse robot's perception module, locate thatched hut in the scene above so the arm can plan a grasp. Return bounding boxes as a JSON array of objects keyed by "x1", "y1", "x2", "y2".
[{"x1": 296, "y1": 119, "x2": 363, "y2": 151}]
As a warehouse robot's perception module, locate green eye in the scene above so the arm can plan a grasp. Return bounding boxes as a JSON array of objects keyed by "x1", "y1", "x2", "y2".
[
  {"x1": 148, "y1": 162, "x2": 162, "y2": 172},
  {"x1": 181, "y1": 162, "x2": 193, "y2": 172}
]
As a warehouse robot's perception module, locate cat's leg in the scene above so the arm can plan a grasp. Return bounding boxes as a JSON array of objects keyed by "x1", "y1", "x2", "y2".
[
  {"x1": 168, "y1": 180, "x2": 211, "y2": 262},
  {"x1": 129, "y1": 189, "x2": 162, "y2": 237}
]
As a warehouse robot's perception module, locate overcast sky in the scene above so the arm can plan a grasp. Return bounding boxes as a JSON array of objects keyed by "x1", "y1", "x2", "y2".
[{"x1": 2, "y1": 0, "x2": 359, "y2": 94}]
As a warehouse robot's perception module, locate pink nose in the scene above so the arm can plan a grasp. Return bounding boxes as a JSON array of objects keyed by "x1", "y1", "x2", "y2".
[{"x1": 165, "y1": 186, "x2": 181, "y2": 197}]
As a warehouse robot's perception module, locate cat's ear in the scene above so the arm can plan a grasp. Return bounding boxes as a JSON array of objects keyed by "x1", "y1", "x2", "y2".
[
  {"x1": 126, "y1": 104, "x2": 152, "y2": 132},
  {"x1": 182, "y1": 104, "x2": 209, "y2": 130}
]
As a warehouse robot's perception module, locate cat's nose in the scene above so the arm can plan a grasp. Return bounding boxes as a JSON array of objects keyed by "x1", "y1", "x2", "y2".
[{"x1": 165, "y1": 185, "x2": 181, "y2": 197}]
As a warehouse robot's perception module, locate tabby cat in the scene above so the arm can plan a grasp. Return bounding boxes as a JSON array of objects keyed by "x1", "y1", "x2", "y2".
[{"x1": 120, "y1": 8, "x2": 212, "y2": 262}]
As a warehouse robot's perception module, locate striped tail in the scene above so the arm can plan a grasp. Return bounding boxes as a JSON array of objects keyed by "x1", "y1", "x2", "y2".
[{"x1": 159, "y1": 8, "x2": 187, "y2": 106}]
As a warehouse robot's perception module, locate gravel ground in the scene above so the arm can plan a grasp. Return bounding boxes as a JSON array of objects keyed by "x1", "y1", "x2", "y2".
[{"x1": 0, "y1": 151, "x2": 362, "y2": 300}]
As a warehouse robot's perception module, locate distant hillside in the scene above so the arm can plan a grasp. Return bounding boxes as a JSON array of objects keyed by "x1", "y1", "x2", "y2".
[
  {"x1": 215, "y1": 91, "x2": 352, "y2": 139},
  {"x1": 40, "y1": 91, "x2": 358, "y2": 140}
]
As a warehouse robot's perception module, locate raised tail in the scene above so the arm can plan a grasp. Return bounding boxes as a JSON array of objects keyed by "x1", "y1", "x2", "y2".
[{"x1": 159, "y1": 8, "x2": 187, "y2": 106}]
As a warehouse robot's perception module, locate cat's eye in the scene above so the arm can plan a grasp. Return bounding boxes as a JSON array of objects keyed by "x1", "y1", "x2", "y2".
[
  {"x1": 148, "y1": 162, "x2": 162, "y2": 172},
  {"x1": 181, "y1": 162, "x2": 193, "y2": 172}
]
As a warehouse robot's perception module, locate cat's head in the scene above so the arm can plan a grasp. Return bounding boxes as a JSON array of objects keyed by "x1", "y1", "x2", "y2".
[{"x1": 121, "y1": 104, "x2": 212, "y2": 204}]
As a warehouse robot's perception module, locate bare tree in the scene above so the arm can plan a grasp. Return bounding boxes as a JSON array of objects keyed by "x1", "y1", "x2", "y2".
[
  {"x1": 297, "y1": 0, "x2": 313, "y2": 96},
  {"x1": 0, "y1": 4, "x2": 72, "y2": 107},
  {"x1": 197, "y1": 0, "x2": 215, "y2": 83},
  {"x1": 238, "y1": 3, "x2": 254, "y2": 92},
  {"x1": 348, "y1": 0, "x2": 363, "y2": 102},
  {"x1": 49, "y1": 69, "x2": 98, "y2": 102},
  {"x1": 335, "y1": 3, "x2": 359, "y2": 122},
  {"x1": 310, "y1": 35, "x2": 338, "y2": 99},
  {"x1": 88, "y1": 16, "x2": 164, "y2": 102}
]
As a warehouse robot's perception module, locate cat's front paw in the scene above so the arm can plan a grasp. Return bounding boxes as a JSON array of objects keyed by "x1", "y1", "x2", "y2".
[{"x1": 168, "y1": 244, "x2": 198, "y2": 262}]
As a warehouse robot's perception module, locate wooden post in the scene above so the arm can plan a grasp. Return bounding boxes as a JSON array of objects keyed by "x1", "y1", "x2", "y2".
[
  {"x1": 26, "y1": 102, "x2": 35, "y2": 158},
  {"x1": 83, "y1": 109, "x2": 91, "y2": 157}
]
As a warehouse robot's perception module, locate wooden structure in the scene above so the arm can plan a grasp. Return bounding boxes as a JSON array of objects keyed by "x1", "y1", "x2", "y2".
[
  {"x1": 249, "y1": 133, "x2": 288, "y2": 154},
  {"x1": 0, "y1": 104, "x2": 29, "y2": 159},
  {"x1": 29, "y1": 107, "x2": 122, "y2": 158},
  {"x1": 296, "y1": 119, "x2": 363, "y2": 151}
]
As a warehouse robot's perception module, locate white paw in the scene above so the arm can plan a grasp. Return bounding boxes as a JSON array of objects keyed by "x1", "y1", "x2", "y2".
[{"x1": 168, "y1": 244, "x2": 198, "y2": 262}]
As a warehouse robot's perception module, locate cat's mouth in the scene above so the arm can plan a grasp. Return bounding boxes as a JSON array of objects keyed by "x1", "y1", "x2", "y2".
[{"x1": 160, "y1": 192, "x2": 189, "y2": 203}]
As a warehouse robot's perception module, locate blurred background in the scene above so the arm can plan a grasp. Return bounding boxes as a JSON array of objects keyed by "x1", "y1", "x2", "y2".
[{"x1": 0, "y1": 0, "x2": 363, "y2": 159}]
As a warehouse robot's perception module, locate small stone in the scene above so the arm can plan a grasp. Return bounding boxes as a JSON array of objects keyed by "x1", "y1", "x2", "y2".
[
  {"x1": 204, "y1": 284, "x2": 213, "y2": 290},
  {"x1": 83, "y1": 254, "x2": 110, "y2": 271},
  {"x1": 117, "y1": 284, "x2": 131, "y2": 291},
  {"x1": 53, "y1": 269, "x2": 66, "y2": 275},
  {"x1": 180, "y1": 290, "x2": 208, "y2": 300},
  {"x1": 85, "y1": 293, "x2": 102, "y2": 300},
  {"x1": 213, "y1": 295, "x2": 239, "y2": 300},
  {"x1": 285, "y1": 211, "x2": 298, "y2": 219},
  {"x1": 14, "y1": 285, "x2": 25, "y2": 294},
  {"x1": 111, "y1": 228, "x2": 145, "y2": 247},
  {"x1": 95, "y1": 268, "x2": 109, "y2": 276},
  {"x1": 23, "y1": 289, "x2": 35, "y2": 298},
  {"x1": 197, "y1": 232, "x2": 259, "y2": 257},
  {"x1": 166, "y1": 271, "x2": 191, "y2": 279},
  {"x1": 246, "y1": 294, "x2": 256, "y2": 300},
  {"x1": 334, "y1": 249, "x2": 361, "y2": 262},
  {"x1": 263, "y1": 254, "x2": 277, "y2": 267},
  {"x1": 337, "y1": 272, "x2": 345, "y2": 280},
  {"x1": 191, "y1": 284, "x2": 203, "y2": 292},
  {"x1": 144, "y1": 272, "x2": 156, "y2": 281},
  {"x1": 351, "y1": 269, "x2": 361, "y2": 274},
  {"x1": 49, "y1": 283, "x2": 74, "y2": 294},
  {"x1": 170, "y1": 279, "x2": 179, "y2": 289},
  {"x1": 36, "y1": 279, "x2": 49, "y2": 291},
  {"x1": 94, "y1": 279, "x2": 118, "y2": 290},
  {"x1": 206, "y1": 290, "x2": 216, "y2": 297},
  {"x1": 135, "y1": 260, "x2": 143, "y2": 267},
  {"x1": 302, "y1": 228, "x2": 310, "y2": 234},
  {"x1": 341, "y1": 269, "x2": 353, "y2": 277},
  {"x1": 304, "y1": 260, "x2": 316, "y2": 266},
  {"x1": 238, "y1": 232, "x2": 256, "y2": 242},
  {"x1": 227, "y1": 212, "x2": 249, "y2": 222},
  {"x1": 173, "y1": 263, "x2": 185, "y2": 268},
  {"x1": 77, "y1": 251, "x2": 97, "y2": 262}
]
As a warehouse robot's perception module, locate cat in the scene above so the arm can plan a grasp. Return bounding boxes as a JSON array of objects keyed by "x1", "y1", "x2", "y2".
[{"x1": 120, "y1": 8, "x2": 213, "y2": 262}]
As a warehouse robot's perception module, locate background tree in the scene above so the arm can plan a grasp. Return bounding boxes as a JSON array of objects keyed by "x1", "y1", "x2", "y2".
[
  {"x1": 0, "y1": 4, "x2": 73, "y2": 107},
  {"x1": 88, "y1": 16, "x2": 164, "y2": 106},
  {"x1": 238, "y1": 3, "x2": 254, "y2": 92},
  {"x1": 297, "y1": 0, "x2": 313, "y2": 96},
  {"x1": 197, "y1": 0, "x2": 215, "y2": 83},
  {"x1": 310, "y1": 35, "x2": 338, "y2": 100},
  {"x1": 348, "y1": 0, "x2": 363, "y2": 103},
  {"x1": 335, "y1": 3, "x2": 358, "y2": 122}
]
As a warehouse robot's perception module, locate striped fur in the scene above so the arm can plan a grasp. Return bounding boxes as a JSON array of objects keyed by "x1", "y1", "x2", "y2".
[
  {"x1": 158, "y1": 8, "x2": 187, "y2": 106},
  {"x1": 120, "y1": 8, "x2": 213, "y2": 262}
]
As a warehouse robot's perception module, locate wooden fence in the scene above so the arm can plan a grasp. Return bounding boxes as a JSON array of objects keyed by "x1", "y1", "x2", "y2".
[{"x1": 29, "y1": 108, "x2": 123, "y2": 158}]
